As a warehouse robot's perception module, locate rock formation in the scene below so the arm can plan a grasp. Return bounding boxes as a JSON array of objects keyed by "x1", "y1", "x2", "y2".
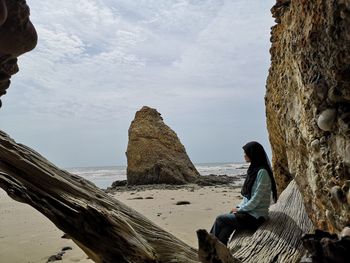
[
  {"x1": 266, "y1": 0, "x2": 350, "y2": 233},
  {"x1": 126, "y1": 106, "x2": 200, "y2": 185},
  {"x1": 0, "y1": 0, "x2": 38, "y2": 107}
]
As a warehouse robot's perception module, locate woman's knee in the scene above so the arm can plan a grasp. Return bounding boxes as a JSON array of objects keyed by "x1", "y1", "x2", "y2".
[
  {"x1": 215, "y1": 214, "x2": 225, "y2": 221},
  {"x1": 215, "y1": 214, "x2": 231, "y2": 224}
]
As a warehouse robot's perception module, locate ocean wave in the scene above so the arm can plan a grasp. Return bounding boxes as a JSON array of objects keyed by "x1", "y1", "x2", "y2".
[{"x1": 66, "y1": 163, "x2": 247, "y2": 188}]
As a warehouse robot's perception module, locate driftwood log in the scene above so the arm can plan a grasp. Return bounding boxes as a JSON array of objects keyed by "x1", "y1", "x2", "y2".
[
  {"x1": 0, "y1": 129, "x2": 314, "y2": 263},
  {"x1": 0, "y1": 130, "x2": 198, "y2": 263},
  {"x1": 228, "y1": 180, "x2": 314, "y2": 262},
  {"x1": 196, "y1": 180, "x2": 314, "y2": 263}
]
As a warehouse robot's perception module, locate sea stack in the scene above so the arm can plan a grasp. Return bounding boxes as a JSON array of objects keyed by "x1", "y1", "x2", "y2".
[{"x1": 126, "y1": 106, "x2": 200, "y2": 185}]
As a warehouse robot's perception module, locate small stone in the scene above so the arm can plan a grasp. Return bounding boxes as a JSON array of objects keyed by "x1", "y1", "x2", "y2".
[
  {"x1": 47, "y1": 255, "x2": 62, "y2": 262},
  {"x1": 175, "y1": 201, "x2": 190, "y2": 205},
  {"x1": 340, "y1": 227, "x2": 350, "y2": 238},
  {"x1": 61, "y1": 246, "x2": 72, "y2": 251},
  {"x1": 128, "y1": 196, "x2": 143, "y2": 200},
  {"x1": 61, "y1": 233, "x2": 71, "y2": 239},
  {"x1": 317, "y1": 109, "x2": 337, "y2": 131}
]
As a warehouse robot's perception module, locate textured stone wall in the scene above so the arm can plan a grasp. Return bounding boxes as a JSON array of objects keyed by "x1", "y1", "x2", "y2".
[{"x1": 266, "y1": 0, "x2": 350, "y2": 233}]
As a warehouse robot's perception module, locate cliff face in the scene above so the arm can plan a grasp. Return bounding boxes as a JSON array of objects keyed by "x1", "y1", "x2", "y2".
[
  {"x1": 0, "y1": 0, "x2": 37, "y2": 107},
  {"x1": 126, "y1": 106, "x2": 200, "y2": 185},
  {"x1": 266, "y1": 0, "x2": 350, "y2": 233}
]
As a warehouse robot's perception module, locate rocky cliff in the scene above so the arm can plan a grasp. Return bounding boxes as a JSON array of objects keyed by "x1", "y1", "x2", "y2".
[
  {"x1": 126, "y1": 106, "x2": 200, "y2": 185},
  {"x1": 0, "y1": 0, "x2": 37, "y2": 107},
  {"x1": 266, "y1": 0, "x2": 350, "y2": 233}
]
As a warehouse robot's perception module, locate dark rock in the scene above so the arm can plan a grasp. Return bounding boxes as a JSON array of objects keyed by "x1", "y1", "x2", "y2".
[
  {"x1": 0, "y1": 0, "x2": 37, "y2": 107},
  {"x1": 194, "y1": 174, "x2": 239, "y2": 186},
  {"x1": 302, "y1": 229, "x2": 350, "y2": 263},
  {"x1": 110, "y1": 180, "x2": 127, "y2": 187},
  {"x1": 47, "y1": 255, "x2": 62, "y2": 262},
  {"x1": 128, "y1": 196, "x2": 143, "y2": 200},
  {"x1": 61, "y1": 233, "x2": 71, "y2": 239},
  {"x1": 176, "y1": 201, "x2": 190, "y2": 205}
]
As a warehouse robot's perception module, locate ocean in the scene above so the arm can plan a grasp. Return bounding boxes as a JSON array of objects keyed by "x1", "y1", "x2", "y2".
[{"x1": 67, "y1": 162, "x2": 249, "y2": 189}]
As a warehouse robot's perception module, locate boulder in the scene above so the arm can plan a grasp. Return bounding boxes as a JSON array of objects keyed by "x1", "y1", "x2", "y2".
[
  {"x1": 266, "y1": 0, "x2": 350, "y2": 233},
  {"x1": 126, "y1": 106, "x2": 200, "y2": 185}
]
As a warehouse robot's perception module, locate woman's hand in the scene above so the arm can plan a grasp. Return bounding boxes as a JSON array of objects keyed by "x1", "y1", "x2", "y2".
[{"x1": 230, "y1": 207, "x2": 238, "y2": 214}]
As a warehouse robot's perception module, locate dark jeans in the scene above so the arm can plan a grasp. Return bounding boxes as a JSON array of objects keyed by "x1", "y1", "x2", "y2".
[{"x1": 210, "y1": 212, "x2": 264, "y2": 245}]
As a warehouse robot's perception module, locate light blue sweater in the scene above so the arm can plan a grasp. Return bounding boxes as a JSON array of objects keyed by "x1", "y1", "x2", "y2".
[{"x1": 237, "y1": 168, "x2": 272, "y2": 219}]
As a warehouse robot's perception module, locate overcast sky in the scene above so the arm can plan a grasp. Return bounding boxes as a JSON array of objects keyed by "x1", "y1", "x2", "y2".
[{"x1": 1, "y1": 0, "x2": 275, "y2": 168}]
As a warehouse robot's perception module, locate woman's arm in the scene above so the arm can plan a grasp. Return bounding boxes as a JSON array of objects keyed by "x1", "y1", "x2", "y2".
[{"x1": 238, "y1": 169, "x2": 270, "y2": 212}]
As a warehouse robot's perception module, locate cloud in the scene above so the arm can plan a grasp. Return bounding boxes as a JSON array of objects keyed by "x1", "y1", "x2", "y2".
[{"x1": 1, "y1": 0, "x2": 276, "y2": 166}]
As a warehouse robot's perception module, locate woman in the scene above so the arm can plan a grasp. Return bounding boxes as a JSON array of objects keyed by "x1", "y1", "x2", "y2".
[{"x1": 210, "y1": 141, "x2": 278, "y2": 245}]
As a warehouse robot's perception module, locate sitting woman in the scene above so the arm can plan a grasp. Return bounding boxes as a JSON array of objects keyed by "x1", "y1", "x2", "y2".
[{"x1": 210, "y1": 141, "x2": 278, "y2": 245}]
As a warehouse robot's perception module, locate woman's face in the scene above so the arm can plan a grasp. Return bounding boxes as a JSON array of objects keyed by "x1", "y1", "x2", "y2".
[{"x1": 244, "y1": 152, "x2": 250, "y2": 162}]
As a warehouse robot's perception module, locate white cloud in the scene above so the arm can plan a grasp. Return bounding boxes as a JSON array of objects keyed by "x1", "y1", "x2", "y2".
[{"x1": 1, "y1": 0, "x2": 276, "y2": 166}]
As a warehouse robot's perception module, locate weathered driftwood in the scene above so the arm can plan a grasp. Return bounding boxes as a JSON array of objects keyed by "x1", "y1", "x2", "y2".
[
  {"x1": 197, "y1": 229, "x2": 242, "y2": 263},
  {"x1": 0, "y1": 130, "x2": 199, "y2": 263},
  {"x1": 196, "y1": 180, "x2": 314, "y2": 263},
  {"x1": 228, "y1": 180, "x2": 314, "y2": 262}
]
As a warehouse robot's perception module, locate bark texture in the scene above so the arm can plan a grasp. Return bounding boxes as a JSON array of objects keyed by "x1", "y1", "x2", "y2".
[
  {"x1": 228, "y1": 180, "x2": 314, "y2": 263},
  {"x1": 197, "y1": 180, "x2": 313, "y2": 263},
  {"x1": 266, "y1": 0, "x2": 350, "y2": 233}
]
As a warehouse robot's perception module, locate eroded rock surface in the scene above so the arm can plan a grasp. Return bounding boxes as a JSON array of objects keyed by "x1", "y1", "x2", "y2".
[
  {"x1": 126, "y1": 106, "x2": 200, "y2": 185},
  {"x1": 0, "y1": 0, "x2": 37, "y2": 107},
  {"x1": 266, "y1": 0, "x2": 350, "y2": 232}
]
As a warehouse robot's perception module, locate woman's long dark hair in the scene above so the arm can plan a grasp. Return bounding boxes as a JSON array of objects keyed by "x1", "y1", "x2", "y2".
[{"x1": 241, "y1": 141, "x2": 278, "y2": 202}]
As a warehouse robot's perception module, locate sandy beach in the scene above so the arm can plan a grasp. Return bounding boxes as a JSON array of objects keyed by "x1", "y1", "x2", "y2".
[{"x1": 0, "y1": 185, "x2": 242, "y2": 262}]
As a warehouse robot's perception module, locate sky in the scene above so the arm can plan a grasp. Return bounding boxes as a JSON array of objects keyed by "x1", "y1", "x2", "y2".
[{"x1": 0, "y1": 0, "x2": 276, "y2": 168}]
